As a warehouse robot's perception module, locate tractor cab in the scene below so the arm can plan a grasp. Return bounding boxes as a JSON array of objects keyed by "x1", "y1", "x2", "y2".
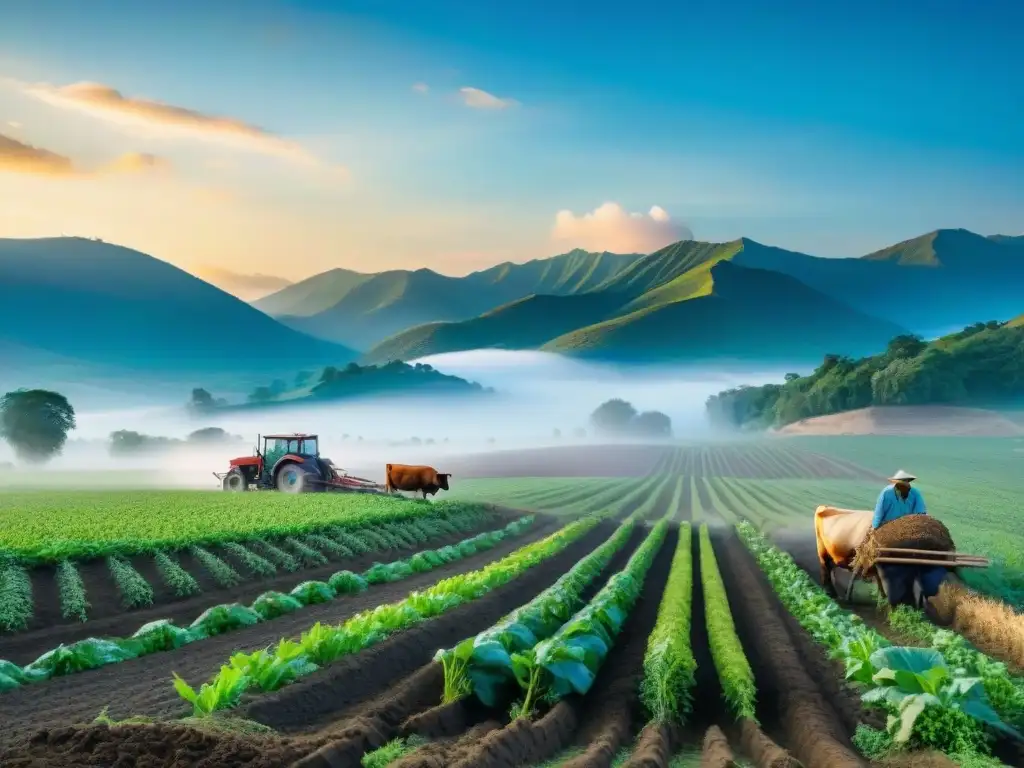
[{"x1": 262, "y1": 434, "x2": 320, "y2": 466}]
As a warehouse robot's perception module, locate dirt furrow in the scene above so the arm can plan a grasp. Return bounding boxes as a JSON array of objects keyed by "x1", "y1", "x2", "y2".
[
  {"x1": 713, "y1": 530, "x2": 866, "y2": 768},
  {"x1": 444, "y1": 524, "x2": 676, "y2": 768},
  {"x1": 0, "y1": 514, "x2": 570, "y2": 747},
  {"x1": 0, "y1": 508, "x2": 521, "y2": 662},
  {"x1": 289, "y1": 524, "x2": 650, "y2": 766}
]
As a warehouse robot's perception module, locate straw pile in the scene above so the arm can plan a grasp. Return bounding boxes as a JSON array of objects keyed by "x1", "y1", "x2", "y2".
[{"x1": 852, "y1": 515, "x2": 955, "y2": 575}]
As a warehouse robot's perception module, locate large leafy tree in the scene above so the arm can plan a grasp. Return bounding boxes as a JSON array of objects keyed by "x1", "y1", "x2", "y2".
[
  {"x1": 0, "y1": 389, "x2": 76, "y2": 463},
  {"x1": 590, "y1": 398, "x2": 638, "y2": 435}
]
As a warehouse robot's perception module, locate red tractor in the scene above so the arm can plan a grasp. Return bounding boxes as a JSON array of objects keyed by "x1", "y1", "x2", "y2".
[{"x1": 214, "y1": 433, "x2": 384, "y2": 494}]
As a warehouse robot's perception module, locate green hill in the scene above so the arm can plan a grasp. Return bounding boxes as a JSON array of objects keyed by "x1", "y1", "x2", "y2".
[
  {"x1": 0, "y1": 237, "x2": 356, "y2": 384},
  {"x1": 365, "y1": 244, "x2": 906, "y2": 365},
  {"x1": 732, "y1": 230, "x2": 1024, "y2": 334},
  {"x1": 256, "y1": 249, "x2": 643, "y2": 350},
  {"x1": 543, "y1": 261, "x2": 905, "y2": 363},
  {"x1": 218, "y1": 360, "x2": 491, "y2": 412},
  {"x1": 365, "y1": 292, "x2": 627, "y2": 363},
  {"x1": 707, "y1": 318, "x2": 1024, "y2": 430},
  {"x1": 1008, "y1": 313, "x2": 1024, "y2": 328},
  {"x1": 252, "y1": 267, "x2": 372, "y2": 317}
]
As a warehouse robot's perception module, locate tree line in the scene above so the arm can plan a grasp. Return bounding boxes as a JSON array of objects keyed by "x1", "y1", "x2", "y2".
[{"x1": 706, "y1": 320, "x2": 1024, "y2": 430}]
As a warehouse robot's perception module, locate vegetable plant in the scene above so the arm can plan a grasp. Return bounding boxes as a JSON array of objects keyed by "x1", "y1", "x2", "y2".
[
  {"x1": 512, "y1": 519, "x2": 669, "y2": 718},
  {"x1": 640, "y1": 521, "x2": 696, "y2": 723},
  {"x1": 171, "y1": 516, "x2": 601, "y2": 714},
  {"x1": 699, "y1": 524, "x2": 756, "y2": 720}
]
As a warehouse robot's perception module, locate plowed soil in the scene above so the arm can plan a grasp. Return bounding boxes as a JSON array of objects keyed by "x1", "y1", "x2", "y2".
[
  {"x1": 442, "y1": 444, "x2": 674, "y2": 478},
  {"x1": 0, "y1": 508, "x2": 521, "y2": 662},
  {"x1": 714, "y1": 530, "x2": 866, "y2": 768},
  {"x1": 0, "y1": 513, "x2": 574, "y2": 748}
]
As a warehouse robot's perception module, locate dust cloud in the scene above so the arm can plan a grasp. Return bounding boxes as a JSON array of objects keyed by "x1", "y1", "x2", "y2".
[{"x1": 0, "y1": 350, "x2": 793, "y2": 488}]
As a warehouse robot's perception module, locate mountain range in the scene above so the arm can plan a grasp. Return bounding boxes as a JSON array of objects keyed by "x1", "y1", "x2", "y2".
[
  {"x1": 253, "y1": 249, "x2": 641, "y2": 351},
  {"x1": 2, "y1": 229, "x2": 1021, "y2": 391},
  {"x1": 0, "y1": 238, "x2": 355, "y2": 391},
  {"x1": 256, "y1": 229, "x2": 1023, "y2": 365}
]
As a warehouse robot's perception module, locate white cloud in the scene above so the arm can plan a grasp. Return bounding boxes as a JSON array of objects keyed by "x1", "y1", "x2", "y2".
[
  {"x1": 19, "y1": 80, "x2": 333, "y2": 170},
  {"x1": 551, "y1": 202, "x2": 693, "y2": 254},
  {"x1": 6, "y1": 120, "x2": 21, "y2": 129},
  {"x1": 458, "y1": 87, "x2": 518, "y2": 110},
  {"x1": 412, "y1": 82, "x2": 429, "y2": 94}
]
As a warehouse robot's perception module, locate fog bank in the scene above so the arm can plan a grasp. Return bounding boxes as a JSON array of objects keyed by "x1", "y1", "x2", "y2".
[{"x1": 1, "y1": 350, "x2": 793, "y2": 487}]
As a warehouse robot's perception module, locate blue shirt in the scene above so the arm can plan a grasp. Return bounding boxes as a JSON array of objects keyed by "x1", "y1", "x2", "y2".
[{"x1": 872, "y1": 484, "x2": 927, "y2": 528}]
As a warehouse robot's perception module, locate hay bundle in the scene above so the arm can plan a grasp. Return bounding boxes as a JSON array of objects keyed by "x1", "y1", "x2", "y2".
[{"x1": 852, "y1": 515, "x2": 955, "y2": 575}]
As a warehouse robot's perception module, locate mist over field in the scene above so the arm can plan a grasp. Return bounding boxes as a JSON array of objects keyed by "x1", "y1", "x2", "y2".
[{"x1": 0, "y1": 350, "x2": 793, "y2": 486}]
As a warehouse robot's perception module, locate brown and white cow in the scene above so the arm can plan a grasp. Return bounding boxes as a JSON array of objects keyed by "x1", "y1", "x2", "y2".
[
  {"x1": 385, "y1": 463, "x2": 452, "y2": 499},
  {"x1": 814, "y1": 505, "x2": 874, "y2": 593}
]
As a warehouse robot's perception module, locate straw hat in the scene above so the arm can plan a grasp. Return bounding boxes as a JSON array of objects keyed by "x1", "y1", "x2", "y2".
[{"x1": 888, "y1": 469, "x2": 917, "y2": 482}]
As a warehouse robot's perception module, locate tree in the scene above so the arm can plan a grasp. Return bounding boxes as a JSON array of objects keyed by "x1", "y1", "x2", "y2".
[
  {"x1": 190, "y1": 388, "x2": 215, "y2": 411},
  {"x1": 885, "y1": 334, "x2": 927, "y2": 362},
  {"x1": 784, "y1": 372, "x2": 801, "y2": 382},
  {"x1": 0, "y1": 389, "x2": 76, "y2": 463},
  {"x1": 590, "y1": 399, "x2": 638, "y2": 435},
  {"x1": 632, "y1": 411, "x2": 672, "y2": 438},
  {"x1": 187, "y1": 427, "x2": 236, "y2": 443}
]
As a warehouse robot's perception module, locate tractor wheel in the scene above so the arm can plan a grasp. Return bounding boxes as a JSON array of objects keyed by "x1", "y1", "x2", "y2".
[
  {"x1": 276, "y1": 464, "x2": 310, "y2": 493},
  {"x1": 223, "y1": 469, "x2": 248, "y2": 492}
]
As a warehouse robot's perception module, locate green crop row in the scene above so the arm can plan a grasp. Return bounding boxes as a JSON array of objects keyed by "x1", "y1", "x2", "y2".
[
  {"x1": 171, "y1": 515, "x2": 601, "y2": 716},
  {"x1": 698, "y1": 524, "x2": 756, "y2": 720},
  {"x1": 0, "y1": 557, "x2": 32, "y2": 632},
  {"x1": 737, "y1": 521, "x2": 1021, "y2": 765},
  {"x1": 0, "y1": 516, "x2": 536, "y2": 694},
  {"x1": 435, "y1": 516, "x2": 639, "y2": 706},
  {"x1": 16, "y1": 507, "x2": 492, "y2": 631},
  {"x1": 510, "y1": 516, "x2": 670, "y2": 718},
  {"x1": 0, "y1": 491, "x2": 490, "y2": 564},
  {"x1": 640, "y1": 521, "x2": 696, "y2": 723}
]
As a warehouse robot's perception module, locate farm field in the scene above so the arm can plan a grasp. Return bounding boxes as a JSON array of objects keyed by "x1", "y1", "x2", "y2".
[{"x1": 0, "y1": 438, "x2": 1022, "y2": 767}]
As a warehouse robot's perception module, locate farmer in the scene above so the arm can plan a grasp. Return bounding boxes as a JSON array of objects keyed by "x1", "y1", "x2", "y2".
[{"x1": 872, "y1": 469, "x2": 947, "y2": 608}]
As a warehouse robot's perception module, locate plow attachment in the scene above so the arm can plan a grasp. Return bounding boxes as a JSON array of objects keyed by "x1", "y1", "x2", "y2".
[{"x1": 844, "y1": 547, "x2": 989, "y2": 602}]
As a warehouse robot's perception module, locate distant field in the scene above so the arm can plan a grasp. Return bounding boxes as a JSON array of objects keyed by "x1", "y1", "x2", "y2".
[
  {"x1": 0, "y1": 491, "x2": 468, "y2": 560},
  {"x1": 459, "y1": 438, "x2": 1024, "y2": 608}
]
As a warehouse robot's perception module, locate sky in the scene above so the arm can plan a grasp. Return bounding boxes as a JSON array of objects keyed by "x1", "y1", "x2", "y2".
[{"x1": 1, "y1": 0, "x2": 1021, "y2": 294}]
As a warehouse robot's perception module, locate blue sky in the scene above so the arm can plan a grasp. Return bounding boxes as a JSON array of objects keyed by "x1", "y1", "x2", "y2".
[{"x1": 0, "y1": 0, "x2": 1020, "y2": 289}]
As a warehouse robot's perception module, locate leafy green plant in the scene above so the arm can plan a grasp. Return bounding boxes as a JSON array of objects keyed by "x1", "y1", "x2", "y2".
[
  {"x1": 228, "y1": 641, "x2": 318, "y2": 692},
  {"x1": 303, "y1": 532, "x2": 353, "y2": 558},
  {"x1": 23, "y1": 637, "x2": 137, "y2": 677},
  {"x1": 106, "y1": 555, "x2": 154, "y2": 608},
  {"x1": 289, "y1": 580, "x2": 336, "y2": 605},
  {"x1": 189, "y1": 545, "x2": 242, "y2": 588},
  {"x1": 640, "y1": 522, "x2": 696, "y2": 723},
  {"x1": 513, "y1": 520, "x2": 669, "y2": 716},
  {"x1": 0, "y1": 557, "x2": 33, "y2": 631},
  {"x1": 284, "y1": 536, "x2": 329, "y2": 567},
  {"x1": 435, "y1": 517, "x2": 635, "y2": 706},
  {"x1": 249, "y1": 539, "x2": 300, "y2": 571},
  {"x1": 153, "y1": 551, "x2": 201, "y2": 597},
  {"x1": 130, "y1": 618, "x2": 196, "y2": 653},
  {"x1": 328, "y1": 570, "x2": 368, "y2": 594},
  {"x1": 172, "y1": 665, "x2": 249, "y2": 716},
  {"x1": 189, "y1": 603, "x2": 262, "y2": 637},
  {"x1": 56, "y1": 559, "x2": 89, "y2": 622},
  {"x1": 221, "y1": 542, "x2": 277, "y2": 577},
  {"x1": 250, "y1": 591, "x2": 304, "y2": 620},
  {"x1": 863, "y1": 646, "x2": 1020, "y2": 747},
  {"x1": 699, "y1": 524, "x2": 756, "y2": 719}
]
